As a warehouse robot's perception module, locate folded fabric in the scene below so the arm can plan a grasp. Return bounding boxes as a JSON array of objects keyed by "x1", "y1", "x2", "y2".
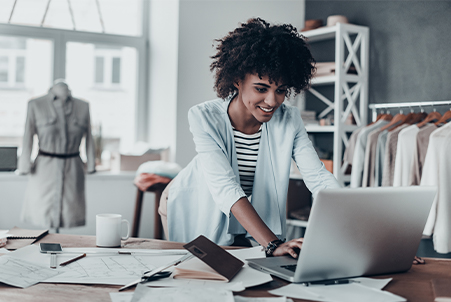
[
  {"x1": 134, "y1": 173, "x2": 172, "y2": 192},
  {"x1": 136, "y1": 160, "x2": 182, "y2": 179}
]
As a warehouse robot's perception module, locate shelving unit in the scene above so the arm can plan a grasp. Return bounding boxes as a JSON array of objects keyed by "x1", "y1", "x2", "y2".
[{"x1": 303, "y1": 23, "x2": 369, "y2": 186}]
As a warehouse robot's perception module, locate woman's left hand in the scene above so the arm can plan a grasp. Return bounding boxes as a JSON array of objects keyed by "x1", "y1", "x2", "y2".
[{"x1": 272, "y1": 238, "x2": 304, "y2": 258}]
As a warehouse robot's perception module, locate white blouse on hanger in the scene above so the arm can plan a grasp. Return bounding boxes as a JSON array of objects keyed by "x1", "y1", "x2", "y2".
[
  {"x1": 422, "y1": 122, "x2": 451, "y2": 253},
  {"x1": 393, "y1": 125, "x2": 419, "y2": 186}
]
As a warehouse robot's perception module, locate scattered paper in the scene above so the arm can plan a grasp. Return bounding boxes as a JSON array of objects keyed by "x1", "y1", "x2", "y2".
[
  {"x1": 269, "y1": 279, "x2": 406, "y2": 302},
  {"x1": 228, "y1": 246, "x2": 266, "y2": 262},
  {"x1": 146, "y1": 277, "x2": 246, "y2": 292},
  {"x1": 147, "y1": 247, "x2": 272, "y2": 290},
  {"x1": 109, "y1": 292, "x2": 133, "y2": 302},
  {"x1": 8, "y1": 245, "x2": 185, "y2": 285},
  {"x1": 353, "y1": 277, "x2": 393, "y2": 290},
  {"x1": 5, "y1": 245, "x2": 271, "y2": 288},
  {"x1": 234, "y1": 296, "x2": 293, "y2": 302},
  {"x1": 0, "y1": 255, "x2": 61, "y2": 288},
  {"x1": 130, "y1": 284, "x2": 234, "y2": 302}
]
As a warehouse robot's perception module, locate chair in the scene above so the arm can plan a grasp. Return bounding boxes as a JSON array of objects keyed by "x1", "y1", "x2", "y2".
[
  {"x1": 131, "y1": 156, "x2": 181, "y2": 239},
  {"x1": 132, "y1": 182, "x2": 168, "y2": 239},
  {"x1": 286, "y1": 177, "x2": 312, "y2": 239}
]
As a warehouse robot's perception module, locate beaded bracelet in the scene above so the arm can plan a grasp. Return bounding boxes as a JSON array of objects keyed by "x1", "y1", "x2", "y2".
[{"x1": 265, "y1": 238, "x2": 286, "y2": 257}]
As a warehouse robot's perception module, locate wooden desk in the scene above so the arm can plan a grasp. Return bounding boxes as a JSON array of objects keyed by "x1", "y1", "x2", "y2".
[{"x1": 1, "y1": 233, "x2": 450, "y2": 302}]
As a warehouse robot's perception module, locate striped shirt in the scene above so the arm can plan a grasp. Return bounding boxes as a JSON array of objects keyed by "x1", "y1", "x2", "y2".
[{"x1": 233, "y1": 126, "x2": 262, "y2": 196}]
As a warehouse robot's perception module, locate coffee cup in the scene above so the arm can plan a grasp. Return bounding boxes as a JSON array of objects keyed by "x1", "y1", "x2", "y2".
[{"x1": 96, "y1": 214, "x2": 130, "y2": 247}]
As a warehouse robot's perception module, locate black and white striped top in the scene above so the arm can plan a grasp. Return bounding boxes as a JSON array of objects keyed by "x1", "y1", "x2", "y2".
[{"x1": 233, "y1": 126, "x2": 262, "y2": 196}]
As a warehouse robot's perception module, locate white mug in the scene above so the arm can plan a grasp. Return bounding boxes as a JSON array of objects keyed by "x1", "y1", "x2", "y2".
[{"x1": 96, "y1": 214, "x2": 130, "y2": 247}]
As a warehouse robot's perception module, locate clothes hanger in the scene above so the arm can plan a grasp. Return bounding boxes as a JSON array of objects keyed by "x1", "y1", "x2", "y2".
[
  {"x1": 400, "y1": 107, "x2": 427, "y2": 125},
  {"x1": 416, "y1": 105, "x2": 442, "y2": 128},
  {"x1": 380, "y1": 107, "x2": 406, "y2": 131},
  {"x1": 434, "y1": 107, "x2": 451, "y2": 126},
  {"x1": 369, "y1": 109, "x2": 389, "y2": 126}
]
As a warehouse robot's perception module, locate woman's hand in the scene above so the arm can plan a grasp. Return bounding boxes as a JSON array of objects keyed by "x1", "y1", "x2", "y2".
[{"x1": 272, "y1": 238, "x2": 304, "y2": 258}]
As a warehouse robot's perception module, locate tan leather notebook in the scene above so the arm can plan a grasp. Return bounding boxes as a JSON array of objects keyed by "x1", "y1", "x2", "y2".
[
  {"x1": 5, "y1": 227, "x2": 48, "y2": 250},
  {"x1": 177, "y1": 235, "x2": 244, "y2": 282},
  {"x1": 431, "y1": 279, "x2": 451, "y2": 302}
]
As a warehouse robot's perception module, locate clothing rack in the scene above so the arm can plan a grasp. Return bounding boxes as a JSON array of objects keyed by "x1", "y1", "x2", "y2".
[{"x1": 369, "y1": 100, "x2": 451, "y2": 122}]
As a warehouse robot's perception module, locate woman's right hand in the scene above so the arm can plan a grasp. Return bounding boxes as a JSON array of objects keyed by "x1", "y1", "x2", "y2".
[{"x1": 272, "y1": 238, "x2": 304, "y2": 258}]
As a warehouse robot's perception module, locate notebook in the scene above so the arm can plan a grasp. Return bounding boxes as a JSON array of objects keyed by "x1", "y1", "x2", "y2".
[
  {"x1": 247, "y1": 186, "x2": 437, "y2": 283},
  {"x1": 173, "y1": 235, "x2": 244, "y2": 281},
  {"x1": 5, "y1": 227, "x2": 48, "y2": 250}
]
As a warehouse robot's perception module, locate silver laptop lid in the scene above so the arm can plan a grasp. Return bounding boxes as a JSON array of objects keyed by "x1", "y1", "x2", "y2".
[{"x1": 294, "y1": 186, "x2": 436, "y2": 283}]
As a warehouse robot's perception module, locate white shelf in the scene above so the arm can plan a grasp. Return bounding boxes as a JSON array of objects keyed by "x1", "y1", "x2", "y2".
[
  {"x1": 302, "y1": 23, "x2": 368, "y2": 42},
  {"x1": 302, "y1": 23, "x2": 369, "y2": 186},
  {"x1": 311, "y1": 74, "x2": 361, "y2": 86},
  {"x1": 305, "y1": 125, "x2": 359, "y2": 133},
  {"x1": 286, "y1": 219, "x2": 308, "y2": 228},
  {"x1": 305, "y1": 125, "x2": 335, "y2": 132}
]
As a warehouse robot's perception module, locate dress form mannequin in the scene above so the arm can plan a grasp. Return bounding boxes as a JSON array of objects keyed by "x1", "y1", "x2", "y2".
[
  {"x1": 51, "y1": 81, "x2": 71, "y2": 101},
  {"x1": 18, "y1": 79, "x2": 96, "y2": 230}
]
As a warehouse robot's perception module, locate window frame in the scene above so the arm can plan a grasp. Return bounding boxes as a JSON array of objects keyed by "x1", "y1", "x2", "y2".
[
  {"x1": 0, "y1": 48, "x2": 26, "y2": 88},
  {"x1": 0, "y1": 1, "x2": 149, "y2": 142}
]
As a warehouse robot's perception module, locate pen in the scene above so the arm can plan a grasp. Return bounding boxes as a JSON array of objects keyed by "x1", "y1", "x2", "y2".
[
  {"x1": 306, "y1": 279, "x2": 359, "y2": 286},
  {"x1": 60, "y1": 253, "x2": 87, "y2": 266}
]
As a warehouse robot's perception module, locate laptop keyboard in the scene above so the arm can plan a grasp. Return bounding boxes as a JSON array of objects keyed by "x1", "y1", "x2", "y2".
[{"x1": 281, "y1": 264, "x2": 297, "y2": 272}]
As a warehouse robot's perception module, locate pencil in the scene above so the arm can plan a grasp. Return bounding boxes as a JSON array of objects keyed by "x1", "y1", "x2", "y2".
[{"x1": 60, "y1": 253, "x2": 86, "y2": 266}]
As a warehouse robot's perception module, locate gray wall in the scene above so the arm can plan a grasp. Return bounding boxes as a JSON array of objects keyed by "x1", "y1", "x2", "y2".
[
  {"x1": 305, "y1": 0, "x2": 451, "y2": 105},
  {"x1": 175, "y1": 0, "x2": 306, "y2": 167}
]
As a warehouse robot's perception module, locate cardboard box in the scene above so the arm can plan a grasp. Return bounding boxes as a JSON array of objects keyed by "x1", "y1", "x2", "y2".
[{"x1": 110, "y1": 148, "x2": 169, "y2": 172}]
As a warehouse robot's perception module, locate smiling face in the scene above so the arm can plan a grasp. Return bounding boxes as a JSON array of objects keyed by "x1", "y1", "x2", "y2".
[{"x1": 232, "y1": 74, "x2": 287, "y2": 127}]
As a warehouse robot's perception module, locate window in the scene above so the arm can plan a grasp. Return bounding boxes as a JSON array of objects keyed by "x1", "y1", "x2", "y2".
[
  {"x1": 0, "y1": 36, "x2": 53, "y2": 146},
  {"x1": 0, "y1": 0, "x2": 148, "y2": 158},
  {"x1": 93, "y1": 46, "x2": 123, "y2": 88},
  {"x1": 0, "y1": 36, "x2": 27, "y2": 88},
  {"x1": 66, "y1": 42, "x2": 137, "y2": 154},
  {"x1": 2, "y1": 0, "x2": 143, "y2": 37}
]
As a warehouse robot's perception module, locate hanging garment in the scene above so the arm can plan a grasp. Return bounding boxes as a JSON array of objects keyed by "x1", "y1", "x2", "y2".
[
  {"x1": 409, "y1": 124, "x2": 437, "y2": 186},
  {"x1": 362, "y1": 127, "x2": 386, "y2": 187},
  {"x1": 381, "y1": 124, "x2": 409, "y2": 186},
  {"x1": 422, "y1": 122, "x2": 451, "y2": 253},
  {"x1": 342, "y1": 127, "x2": 363, "y2": 174},
  {"x1": 18, "y1": 92, "x2": 95, "y2": 228},
  {"x1": 350, "y1": 120, "x2": 388, "y2": 188},
  {"x1": 392, "y1": 125, "x2": 419, "y2": 186},
  {"x1": 374, "y1": 129, "x2": 388, "y2": 187}
]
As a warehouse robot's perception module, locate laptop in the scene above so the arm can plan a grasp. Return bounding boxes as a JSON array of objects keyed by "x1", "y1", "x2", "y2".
[{"x1": 247, "y1": 186, "x2": 437, "y2": 283}]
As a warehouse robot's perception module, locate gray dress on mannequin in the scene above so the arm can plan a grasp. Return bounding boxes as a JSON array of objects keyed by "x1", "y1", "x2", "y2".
[{"x1": 18, "y1": 83, "x2": 95, "y2": 228}]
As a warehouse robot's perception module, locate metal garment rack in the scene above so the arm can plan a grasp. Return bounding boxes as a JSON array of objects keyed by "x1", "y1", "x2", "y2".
[{"x1": 369, "y1": 100, "x2": 451, "y2": 122}]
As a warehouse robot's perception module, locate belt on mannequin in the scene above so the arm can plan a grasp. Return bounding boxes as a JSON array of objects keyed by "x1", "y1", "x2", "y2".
[{"x1": 38, "y1": 150, "x2": 80, "y2": 159}]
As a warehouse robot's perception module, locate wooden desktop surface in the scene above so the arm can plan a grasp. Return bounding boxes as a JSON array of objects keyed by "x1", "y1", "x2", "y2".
[{"x1": 1, "y1": 233, "x2": 450, "y2": 302}]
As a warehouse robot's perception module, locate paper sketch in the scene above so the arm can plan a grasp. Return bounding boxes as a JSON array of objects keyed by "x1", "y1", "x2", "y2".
[
  {"x1": 0, "y1": 255, "x2": 60, "y2": 288},
  {"x1": 45, "y1": 254, "x2": 183, "y2": 285},
  {"x1": 130, "y1": 285, "x2": 234, "y2": 302},
  {"x1": 109, "y1": 292, "x2": 133, "y2": 302}
]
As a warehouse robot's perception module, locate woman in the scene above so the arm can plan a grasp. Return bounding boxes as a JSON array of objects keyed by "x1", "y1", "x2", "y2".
[{"x1": 159, "y1": 18, "x2": 341, "y2": 258}]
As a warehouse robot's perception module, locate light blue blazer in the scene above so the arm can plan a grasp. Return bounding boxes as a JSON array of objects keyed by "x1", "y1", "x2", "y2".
[{"x1": 167, "y1": 98, "x2": 341, "y2": 245}]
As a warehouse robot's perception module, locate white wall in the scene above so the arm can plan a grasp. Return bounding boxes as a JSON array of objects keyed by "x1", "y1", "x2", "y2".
[
  {"x1": 147, "y1": 0, "x2": 179, "y2": 162},
  {"x1": 175, "y1": 0, "x2": 306, "y2": 167},
  {"x1": 0, "y1": 173, "x2": 157, "y2": 239}
]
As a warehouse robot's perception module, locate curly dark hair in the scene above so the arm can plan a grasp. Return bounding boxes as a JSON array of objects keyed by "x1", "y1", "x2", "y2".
[{"x1": 210, "y1": 17, "x2": 315, "y2": 99}]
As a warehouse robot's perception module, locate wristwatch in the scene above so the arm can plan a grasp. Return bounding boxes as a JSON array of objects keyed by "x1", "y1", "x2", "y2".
[{"x1": 265, "y1": 238, "x2": 286, "y2": 257}]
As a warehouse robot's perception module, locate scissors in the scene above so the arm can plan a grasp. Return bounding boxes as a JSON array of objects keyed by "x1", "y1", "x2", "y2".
[
  {"x1": 141, "y1": 270, "x2": 172, "y2": 282},
  {"x1": 119, "y1": 253, "x2": 194, "y2": 291}
]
